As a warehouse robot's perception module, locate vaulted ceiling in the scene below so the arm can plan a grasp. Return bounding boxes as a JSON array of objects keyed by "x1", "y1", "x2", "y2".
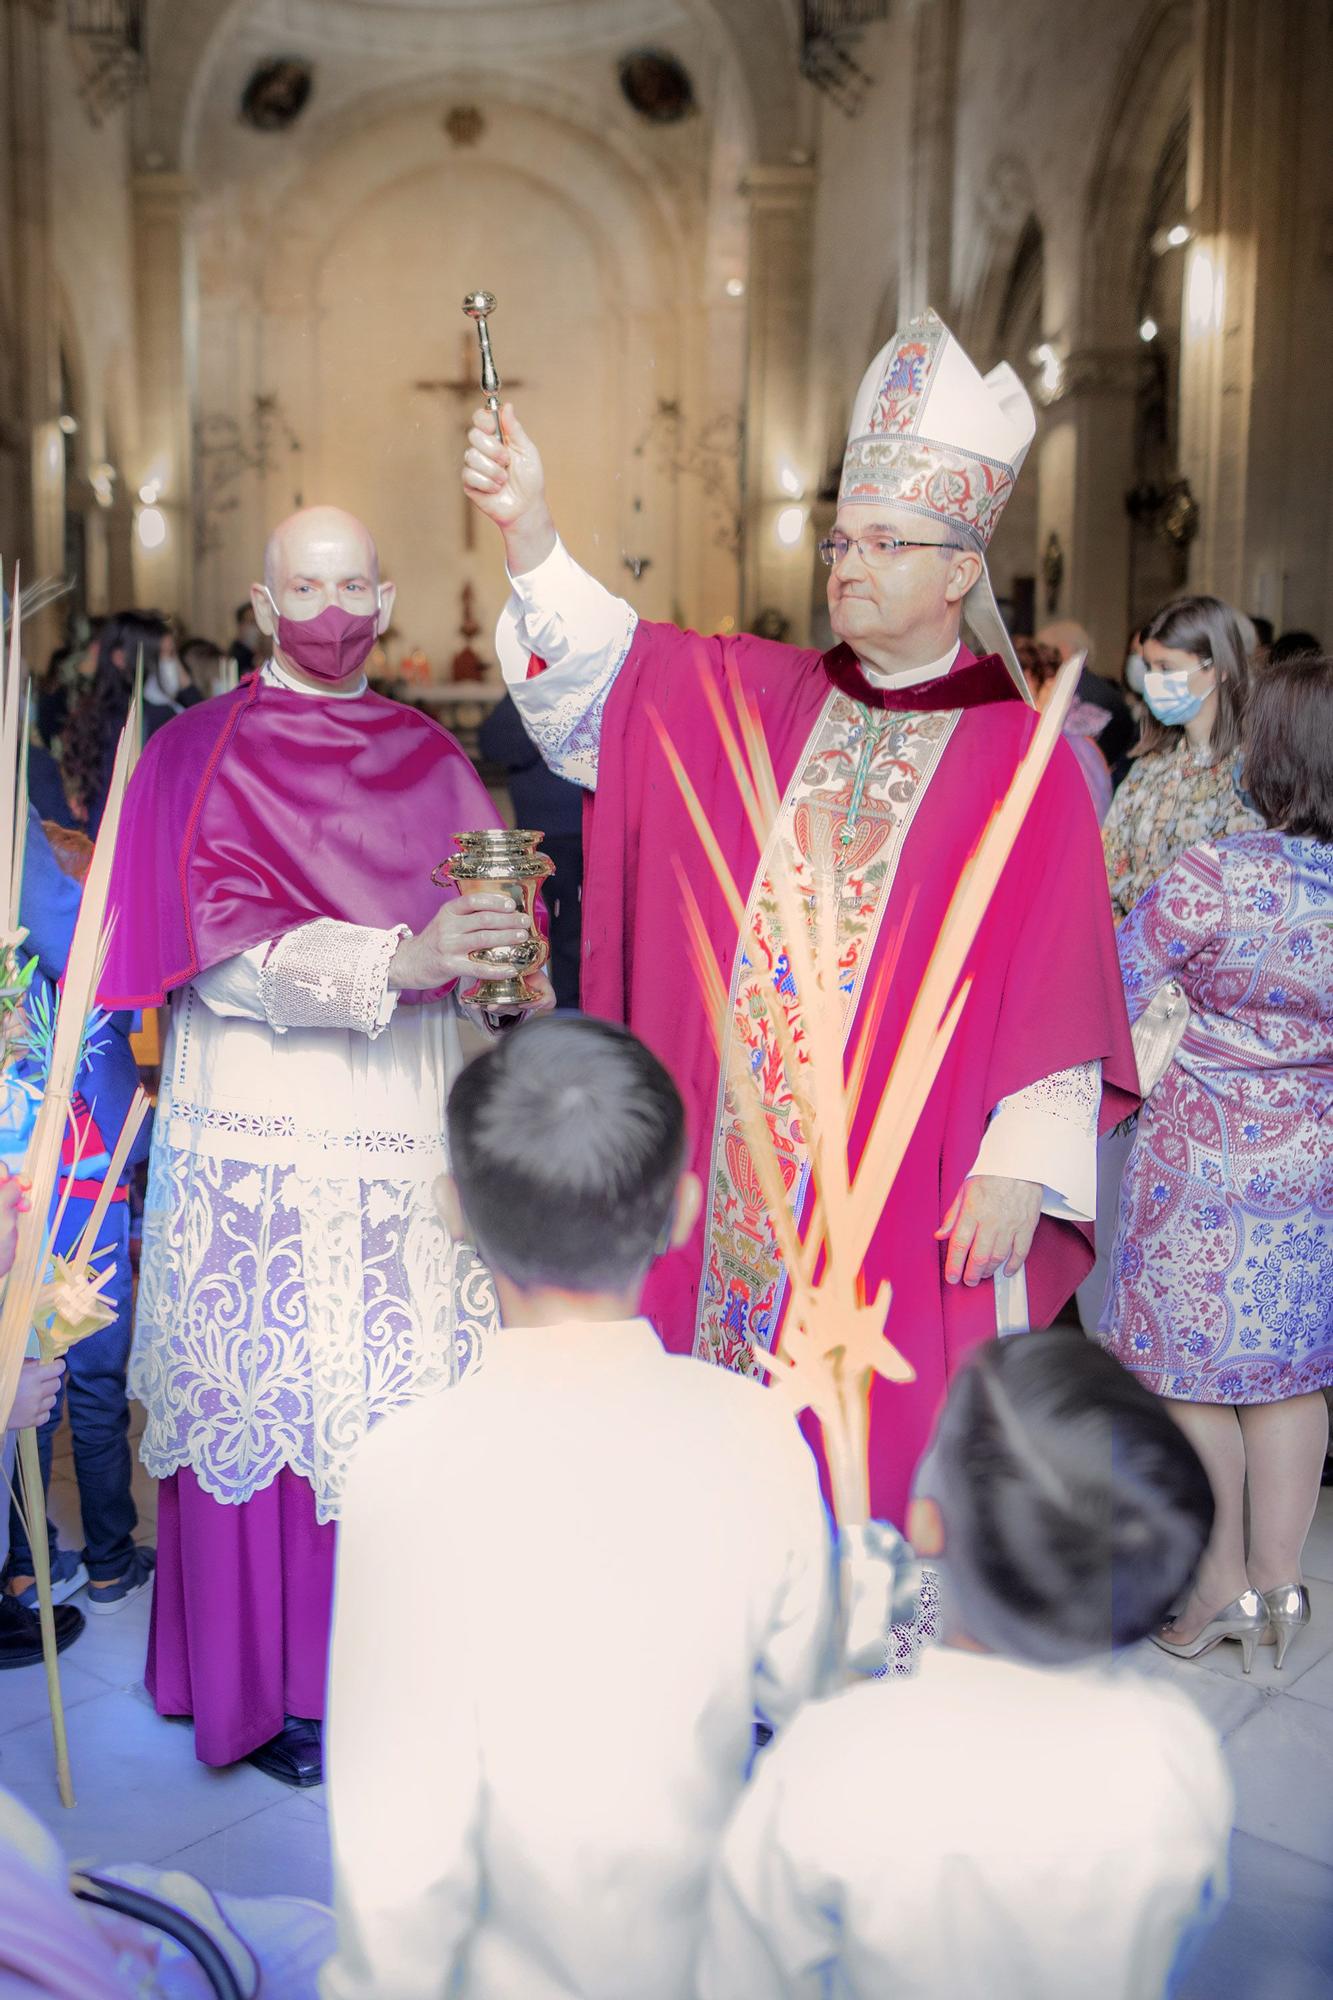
[{"x1": 137, "y1": 0, "x2": 807, "y2": 178}]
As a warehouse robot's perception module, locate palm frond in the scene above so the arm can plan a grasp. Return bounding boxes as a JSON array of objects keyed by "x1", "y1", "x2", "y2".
[{"x1": 660, "y1": 654, "x2": 1080, "y2": 1526}]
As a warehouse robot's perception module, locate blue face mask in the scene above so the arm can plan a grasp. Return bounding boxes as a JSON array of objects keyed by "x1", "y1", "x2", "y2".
[{"x1": 1142, "y1": 663, "x2": 1208, "y2": 726}]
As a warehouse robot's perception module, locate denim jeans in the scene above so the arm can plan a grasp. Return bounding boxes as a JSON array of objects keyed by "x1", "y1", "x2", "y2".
[{"x1": 7, "y1": 1196, "x2": 139, "y2": 1582}]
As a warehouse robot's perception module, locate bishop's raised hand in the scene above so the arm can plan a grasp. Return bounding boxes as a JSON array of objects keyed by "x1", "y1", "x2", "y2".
[{"x1": 462, "y1": 403, "x2": 557, "y2": 575}]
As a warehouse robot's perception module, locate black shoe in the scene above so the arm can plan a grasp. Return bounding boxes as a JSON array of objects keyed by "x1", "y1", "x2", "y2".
[
  {"x1": 244, "y1": 1716, "x2": 322, "y2": 1788},
  {"x1": 0, "y1": 1592, "x2": 85, "y2": 1670}
]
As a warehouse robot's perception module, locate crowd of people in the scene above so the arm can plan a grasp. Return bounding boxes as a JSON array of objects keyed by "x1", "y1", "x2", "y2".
[
  {"x1": 0, "y1": 303, "x2": 1327, "y2": 1999},
  {"x1": 32, "y1": 607, "x2": 260, "y2": 835}
]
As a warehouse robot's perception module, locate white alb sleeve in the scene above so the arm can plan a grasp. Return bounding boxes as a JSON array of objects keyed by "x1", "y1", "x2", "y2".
[
  {"x1": 494, "y1": 537, "x2": 638, "y2": 788},
  {"x1": 968, "y1": 1059, "x2": 1101, "y2": 1222},
  {"x1": 259, "y1": 919, "x2": 409, "y2": 1038},
  {"x1": 192, "y1": 921, "x2": 409, "y2": 1039},
  {"x1": 189, "y1": 943, "x2": 273, "y2": 1024}
]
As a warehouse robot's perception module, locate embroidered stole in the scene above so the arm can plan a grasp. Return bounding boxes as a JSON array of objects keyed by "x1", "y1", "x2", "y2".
[{"x1": 694, "y1": 691, "x2": 960, "y2": 1369}]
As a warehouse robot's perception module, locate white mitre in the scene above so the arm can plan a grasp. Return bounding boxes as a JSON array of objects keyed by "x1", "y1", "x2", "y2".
[{"x1": 840, "y1": 307, "x2": 1037, "y2": 698}]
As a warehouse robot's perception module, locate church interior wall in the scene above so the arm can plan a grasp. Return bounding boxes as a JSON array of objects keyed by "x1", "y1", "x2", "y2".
[
  {"x1": 45, "y1": 29, "x2": 139, "y2": 618},
  {"x1": 805, "y1": 17, "x2": 910, "y2": 507},
  {"x1": 177, "y1": 0, "x2": 751, "y2": 656},
  {"x1": 1, "y1": 0, "x2": 1327, "y2": 672},
  {"x1": 0, "y1": 31, "x2": 25, "y2": 576},
  {"x1": 949, "y1": 0, "x2": 1160, "y2": 342},
  {"x1": 796, "y1": 1, "x2": 1199, "y2": 666},
  {"x1": 0, "y1": 9, "x2": 139, "y2": 638},
  {"x1": 1196, "y1": 0, "x2": 1333, "y2": 644},
  {"x1": 680, "y1": 64, "x2": 752, "y2": 634},
  {"x1": 189, "y1": 80, "x2": 724, "y2": 662},
  {"x1": 945, "y1": 0, "x2": 1190, "y2": 669}
]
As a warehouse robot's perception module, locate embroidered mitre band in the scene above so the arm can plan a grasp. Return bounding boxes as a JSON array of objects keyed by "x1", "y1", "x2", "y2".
[{"x1": 839, "y1": 309, "x2": 1037, "y2": 693}]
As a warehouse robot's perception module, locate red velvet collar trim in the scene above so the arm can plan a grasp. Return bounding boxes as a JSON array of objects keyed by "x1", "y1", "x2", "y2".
[{"x1": 821, "y1": 644, "x2": 1024, "y2": 712}]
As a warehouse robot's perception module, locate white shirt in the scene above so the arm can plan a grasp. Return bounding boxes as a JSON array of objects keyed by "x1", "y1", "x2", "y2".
[
  {"x1": 321, "y1": 1317, "x2": 836, "y2": 2000},
  {"x1": 699, "y1": 1648, "x2": 1232, "y2": 2000},
  {"x1": 494, "y1": 541, "x2": 1099, "y2": 1233}
]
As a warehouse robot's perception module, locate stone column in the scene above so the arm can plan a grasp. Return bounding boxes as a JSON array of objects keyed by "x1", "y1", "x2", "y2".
[
  {"x1": 2, "y1": 4, "x2": 63, "y2": 659},
  {"x1": 900, "y1": 0, "x2": 960, "y2": 319},
  {"x1": 1038, "y1": 345, "x2": 1141, "y2": 665},
  {"x1": 131, "y1": 171, "x2": 195, "y2": 615},
  {"x1": 1179, "y1": 0, "x2": 1333, "y2": 635},
  {"x1": 741, "y1": 163, "x2": 817, "y2": 639}
]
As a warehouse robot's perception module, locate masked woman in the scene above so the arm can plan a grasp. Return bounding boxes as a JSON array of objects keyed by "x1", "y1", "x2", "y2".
[
  {"x1": 1078, "y1": 595, "x2": 1264, "y2": 1337},
  {"x1": 1101, "y1": 595, "x2": 1262, "y2": 925}
]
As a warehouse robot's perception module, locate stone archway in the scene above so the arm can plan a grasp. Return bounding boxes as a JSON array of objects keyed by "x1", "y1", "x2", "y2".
[
  {"x1": 187, "y1": 86, "x2": 733, "y2": 649},
  {"x1": 1078, "y1": 0, "x2": 1194, "y2": 352},
  {"x1": 983, "y1": 215, "x2": 1044, "y2": 639},
  {"x1": 1049, "y1": 0, "x2": 1194, "y2": 667},
  {"x1": 1126, "y1": 114, "x2": 1191, "y2": 625},
  {"x1": 135, "y1": 0, "x2": 769, "y2": 637}
]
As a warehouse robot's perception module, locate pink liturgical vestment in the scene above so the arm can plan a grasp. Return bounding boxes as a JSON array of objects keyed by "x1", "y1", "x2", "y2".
[
  {"x1": 578, "y1": 626, "x2": 1138, "y2": 1526},
  {"x1": 99, "y1": 671, "x2": 501, "y2": 1009}
]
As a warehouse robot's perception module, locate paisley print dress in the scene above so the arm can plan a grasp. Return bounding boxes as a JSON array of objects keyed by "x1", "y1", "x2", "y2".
[
  {"x1": 1098, "y1": 833, "x2": 1333, "y2": 1402},
  {"x1": 1101, "y1": 739, "x2": 1261, "y2": 923}
]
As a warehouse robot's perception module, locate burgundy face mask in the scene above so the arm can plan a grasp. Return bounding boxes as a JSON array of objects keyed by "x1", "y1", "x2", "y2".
[{"x1": 269, "y1": 596, "x2": 380, "y2": 684}]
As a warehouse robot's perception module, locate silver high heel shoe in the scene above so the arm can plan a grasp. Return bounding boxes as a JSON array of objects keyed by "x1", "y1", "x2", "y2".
[
  {"x1": 1261, "y1": 1583, "x2": 1311, "y2": 1670},
  {"x1": 1151, "y1": 1589, "x2": 1267, "y2": 1674}
]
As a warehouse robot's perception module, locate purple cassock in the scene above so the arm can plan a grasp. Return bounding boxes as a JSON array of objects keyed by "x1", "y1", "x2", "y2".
[{"x1": 101, "y1": 672, "x2": 500, "y2": 1765}]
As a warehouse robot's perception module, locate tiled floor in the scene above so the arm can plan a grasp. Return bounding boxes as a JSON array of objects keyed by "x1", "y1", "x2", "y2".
[
  {"x1": 4, "y1": 1418, "x2": 1333, "y2": 1995},
  {"x1": 1, "y1": 1407, "x2": 334, "y2": 1910}
]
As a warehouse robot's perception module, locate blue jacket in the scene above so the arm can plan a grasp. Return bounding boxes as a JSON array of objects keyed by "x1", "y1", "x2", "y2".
[{"x1": 9, "y1": 805, "x2": 151, "y2": 1177}]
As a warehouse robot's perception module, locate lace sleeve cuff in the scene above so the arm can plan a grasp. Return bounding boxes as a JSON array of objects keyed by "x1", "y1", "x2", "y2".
[
  {"x1": 969, "y1": 1059, "x2": 1101, "y2": 1222},
  {"x1": 258, "y1": 919, "x2": 410, "y2": 1039}
]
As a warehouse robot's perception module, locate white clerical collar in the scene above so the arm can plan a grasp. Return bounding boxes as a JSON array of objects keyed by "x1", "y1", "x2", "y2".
[
  {"x1": 857, "y1": 639, "x2": 961, "y2": 691},
  {"x1": 263, "y1": 655, "x2": 367, "y2": 700}
]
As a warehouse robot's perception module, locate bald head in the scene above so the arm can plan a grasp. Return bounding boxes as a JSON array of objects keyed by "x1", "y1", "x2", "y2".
[
  {"x1": 253, "y1": 504, "x2": 395, "y2": 679},
  {"x1": 262, "y1": 505, "x2": 380, "y2": 595}
]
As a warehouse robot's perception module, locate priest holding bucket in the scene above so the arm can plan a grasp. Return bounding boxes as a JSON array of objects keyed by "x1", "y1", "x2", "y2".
[{"x1": 100, "y1": 503, "x2": 552, "y2": 1785}]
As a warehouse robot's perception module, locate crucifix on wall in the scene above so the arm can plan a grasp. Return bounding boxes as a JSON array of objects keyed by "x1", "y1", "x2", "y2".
[{"x1": 415, "y1": 332, "x2": 525, "y2": 551}]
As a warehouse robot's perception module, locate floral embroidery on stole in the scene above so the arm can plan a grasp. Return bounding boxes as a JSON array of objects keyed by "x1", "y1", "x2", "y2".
[{"x1": 694, "y1": 692, "x2": 960, "y2": 1371}]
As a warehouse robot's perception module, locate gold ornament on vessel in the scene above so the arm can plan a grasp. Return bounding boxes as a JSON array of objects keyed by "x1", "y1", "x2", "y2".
[{"x1": 435, "y1": 829, "x2": 553, "y2": 1026}]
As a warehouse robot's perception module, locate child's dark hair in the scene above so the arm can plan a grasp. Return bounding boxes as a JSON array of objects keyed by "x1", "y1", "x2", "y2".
[
  {"x1": 447, "y1": 1013, "x2": 687, "y2": 1293},
  {"x1": 929, "y1": 1331, "x2": 1214, "y2": 1662}
]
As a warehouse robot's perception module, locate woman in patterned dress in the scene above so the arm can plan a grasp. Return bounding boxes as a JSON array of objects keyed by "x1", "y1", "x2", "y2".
[
  {"x1": 1097, "y1": 655, "x2": 1333, "y2": 1672},
  {"x1": 1101, "y1": 595, "x2": 1261, "y2": 923}
]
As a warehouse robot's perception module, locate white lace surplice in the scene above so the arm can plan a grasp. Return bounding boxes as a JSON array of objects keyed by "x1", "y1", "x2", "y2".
[{"x1": 133, "y1": 917, "x2": 498, "y2": 1523}]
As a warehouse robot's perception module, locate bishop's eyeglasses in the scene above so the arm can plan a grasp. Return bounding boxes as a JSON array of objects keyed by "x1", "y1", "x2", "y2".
[{"x1": 817, "y1": 531, "x2": 956, "y2": 569}]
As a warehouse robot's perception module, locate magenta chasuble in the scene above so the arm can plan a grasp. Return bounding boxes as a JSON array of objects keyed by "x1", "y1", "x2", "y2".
[{"x1": 579, "y1": 623, "x2": 1138, "y2": 1525}]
